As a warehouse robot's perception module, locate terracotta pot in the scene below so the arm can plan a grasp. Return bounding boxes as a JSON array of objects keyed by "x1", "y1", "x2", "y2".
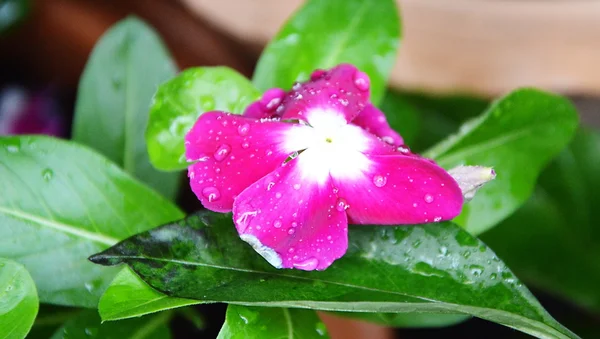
[{"x1": 182, "y1": 0, "x2": 600, "y2": 96}]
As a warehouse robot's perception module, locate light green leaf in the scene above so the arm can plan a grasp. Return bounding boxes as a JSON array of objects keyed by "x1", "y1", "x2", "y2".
[
  {"x1": 0, "y1": 258, "x2": 38, "y2": 339},
  {"x1": 425, "y1": 88, "x2": 579, "y2": 234},
  {"x1": 483, "y1": 128, "x2": 600, "y2": 311},
  {"x1": 218, "y1": 305, "x2": 329, "y2": 339},
  {"x1": 99, "y1": 267, "x2": 199, "y2": 321},
  {"x1": 146, "y1": 67, "x2": 260, "y2": 171},
  {"x1": 253, "y1": 0, "x2": 400, "y2": 104},
  {"x1": 72, "y1": 17, "x2": 180, "y2": 200},
  {"x1": 50, "y1": 310, "x2": 171, "y2": 339},
  {"x1": 0, "y1": 136, "x2": 183, "y2": 307}
]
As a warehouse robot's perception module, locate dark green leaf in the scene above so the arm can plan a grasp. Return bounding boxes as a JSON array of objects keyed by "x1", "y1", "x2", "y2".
[
  {"x1": 0, "y1": 258, "x2": 38, "y2": 339},
  {"x1": 99, "y1": 267, "x2": 199, "y2": 321},
  {"x1": 483, "y1": 128, "x2": 600, "y2": 311},
  {"x1": 340, "y1": 312, "x2": 470, "y2": 328},
  {"x1": 27, "y1": 305, "x2": 80, "y2": 339},
  {"x1": 378, "y1": 92, "x2": 421, "y2": 145},
  {"x1": 72, "y1": 17, "x2": 180, "y2": 200},
  {"x1": 0, "y1": 136, "x2": 183, "y2": 307},
  {"x1": 146, "y1": 67, "x2": 260, "y2": 171},
  {"x1": 253, "y1": 0, "x2": 400, "y2": 104},
  {"x1": 425, "y1": 88, "x2": 579, "y2": 234},
  {"x1": 218, "y1": 305, "x2": 329, "y2": 339},
  {"x1": 91, "y1": 211, "x2": 577, "y2": 339},
  {"x1": 50, "y1": 310, "x2": 171, "y2": 339}
]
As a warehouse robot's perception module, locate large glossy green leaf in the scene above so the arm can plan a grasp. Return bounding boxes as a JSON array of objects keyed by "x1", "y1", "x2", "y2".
[
  {"x1": 146, "y1": 67, "x2": 260, "y2": 171},
  {"x1": 72, "y1": 17, "x2": 180, "y2": 200},
  {"x1": 253, "y1": 0, "x2": 400, "y2": 104},
  {"x1": 0, "y1": 136, "x2": 183, "y2": 307},
  {"x1": 91, "y1": 211, "x2": 577, "y2": 339},
  {"x1": 0, "y1": 258, "x2": 38, "y2": 339},
  {"x1": 218, "y1": 305, "x2": 328, "y2": 339},
  {"x1": 50, "y1": 310, "x2": 171, "y2": 339},
  {"x1": 424, "y1": 88, "x2": 579, "y2": 235},
  {"x1": 483, "y1": 128, "x2": 600, "y2": 311}
]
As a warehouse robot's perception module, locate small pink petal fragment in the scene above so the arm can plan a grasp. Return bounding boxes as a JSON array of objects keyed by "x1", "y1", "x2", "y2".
[
  {"x1": 278, "y1": 64, "x2": 371, "y2": 124},
  {"x1": 332, "y1": 155, "x2": 463, "y2": 225},
  {"x1": 351, "y1": 104, "x2": 404, "y2": 146},
  {"x1": 243, "y1": 88, "x2": 286, "y2": 119},
  {"x1": 233, "y1": 157, "x2": 348, "y2": 271},
  {"x1": 185, "y1": 111, "x2": 307, "y2": 212}
]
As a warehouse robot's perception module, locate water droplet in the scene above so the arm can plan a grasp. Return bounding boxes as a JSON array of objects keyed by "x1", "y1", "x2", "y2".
[
  {"x1": 424, "y1": 194, "x2": 434, "y2": 203},
  {"x1": 6, "y1": 145, "x2": 18, "y2": 153},
  {"x1": 398, "y1": 145, "x2": 410, "y2": 154},
  {"x1": 202, "y1": 187, "x2": 221, "y2": 202},
  {"x1": 293, "y1": 183, "x2": 301, "y2": 190},
  {"x1": 381, "y1": 136, "x2": 394, "y2": 144},
  {"x1": 412, "y1": 240, "x2": 422, "y2": 248},
  {"x1": 42, "y1": 168, "x2": 53, "y2": 181},
  {"x1": 353, "y1": 71, "x2": 370, "y2": 91},
  {"x1": 315, "y1": 322, "x2": 328, "y2": 336},
  {"x1": 275, "y1": 192, "x2": 282, "y2": 199},
  {"x1": 84, "y1": 282, "x2": 94, "y2": 292},
  {"x1": 241, "y1": 140, "x2": 250, "y2": 149},
  {"x1": 213, "y1": 144, "x2": 231, "y2": 161},
  {"x1": 293, "y1": 257, "x2": 319, "y2": 270},
  {"x1": 111, "y1": 73, "x2": 122, "y2": 89},
  {"x1": 267, "y1": 181, "x2": 275, "y2": 191},
  {"x1": 469, "y1": 265, "x2": 484, "y2": 277},
  {"x1": 273, "y1": 220, "x2": 282, "y2": 228},
  {"x1": 288, "y1": 247, "x2": 295, "y2": 253},
  {"x1": 373, "y1": 174, "x2": 387, "y2": 187},
  {"x1": 433, "y1": 216, "x2": 442, "y2": 222},
  {"x1": 84, "y1": 327, "x2": 98, "y2": 336},
  {"x1": 338, "y1": 98, "x2": 349, "y2": 106},
  {"x1": 335, "y1": 198, "x2": 349, "y2": 212},
  {"x1": 238, "y1": 307, "x2": 259, "y2": 324},
  {"x1": 5, "y1": 285, "x2": 13, "y2": 292},
  {"x1": 291, "y1": 221, "x2": 298, "y2": 228},
  {"x1": 202, "y1": 97, "x2": 215, "y2": 111},
  {"x1": 462, "y1": 250, "x2": 471, "y2": 259},
  {"x1": 287, "y1": 228, "x2": 296, "y2": 235},
  {"x1": 238, "y1": 123, "x2": 250, "y2": 136}
]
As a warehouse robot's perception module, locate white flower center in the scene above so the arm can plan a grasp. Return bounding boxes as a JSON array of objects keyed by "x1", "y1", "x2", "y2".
[{"x1": 282, "y1": 108, "x2": 372, "y2": 185}]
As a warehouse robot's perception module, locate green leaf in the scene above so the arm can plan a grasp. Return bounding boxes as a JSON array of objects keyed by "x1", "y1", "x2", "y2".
[
  {"x1": 378, "y1": 92, "x2": 421, "y2": 145},
  {"x1": 91, "y1": 211, "x2": 578, "y2": 339},
  {"x1": 28, "y1": 305, "x2": 80, "y2": 338},
  {"x1": 0, "y1": 258, "x2": 38, "y2": 339},
  {"x1": 218, "y1": 305, "x2": 329, "y2": 339},
  {"x1": 253, "y1": 0, "x2": 400, "y2": 104},
  {"x1": 424, "y1": 88, "x2": 579, "y2": 235},
  {"x1": 50, "y1": 310, "x2": 171, "y2": 339},
  {"x1": 0, "y1": 136, "x2": 183, "y2": 307},
  {"x1": 340, "y1": 312, "x2": 470, "y2": 328},
  {"x1": 72, "y1": 17, "x2": 180, "y2": 200},
  {"x1": 99, "y1": 267, "x2": 199, "y2": 321},
  {"x1": 146, "y1": 67, "x2": 260, "y2": 171},
  {"x1": 483, "y1": 128, "x2": 600, "y2": 311}
]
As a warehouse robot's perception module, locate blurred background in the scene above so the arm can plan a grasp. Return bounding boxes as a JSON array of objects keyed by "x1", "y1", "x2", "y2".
[{"x1": 1, "y1": 0, "x2": 599, "y2": 338}]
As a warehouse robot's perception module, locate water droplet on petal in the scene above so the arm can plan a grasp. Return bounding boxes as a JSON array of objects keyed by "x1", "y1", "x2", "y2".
[
  {"x1": 424, "y1": 194, "x2": 434, "y2": 203},
  {"x1": 398, "y1": 145, "x2": 410, "y2": 154},
  {"x1": 353, "y1": 71, "x2": 370, "y2": 91},
  {"x1": 213, "y1": 144, "x2": 231, "y2": 162},
  {"x1": 381, "y1": 136, "x2": 394, "y2": 145},
  {"x1": 433, "y1": 216, "x2": 442, "y2": 222},
  {"x1": 335, "y1": 198, "x2": 349, "y2": 212},
  {"x1": 291, "y1": 221, "x2": 298, "y2": 228},
  {"x1": 275, "y1": 192, "x2": 282, "y2": 199},
  {"x1": 373, "y1": 174, "x2": 387, "y2": 187},
  {"x1": 238, "y1": 123, "x2": 250, "y2": 136},
  {"x1": 273, "y1": 220, "x2": 282, "y2": 228},
  {"x1": 287, "y1": 228, "x2": 296, "y2": 235},
  {"x1": 293, "y1": 183, "x2": 301, "y2": 190},
  {"x1": 241, "y1": 140, "x2": 250, "y2": 149},
  {"x1": 202, "y1": 187, "x2": 221, "y2": 202},
  {"x1": 293, "y1": 257, "x2": 319, "y2": 270}
]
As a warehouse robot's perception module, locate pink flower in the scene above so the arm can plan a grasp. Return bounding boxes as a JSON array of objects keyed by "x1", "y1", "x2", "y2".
[{"x1": 185, "y1": 64, "x2": 463, "y2": 271}]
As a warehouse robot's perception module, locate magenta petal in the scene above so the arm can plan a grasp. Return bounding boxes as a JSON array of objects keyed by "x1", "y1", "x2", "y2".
[
  {"x1": 352, "y1": 104, "x2": 404, "y2": 146},
  {"x1": 185, "y1": 111, "x2": 306, "y2": 212},
  {"x1": 333, "y1": 155, "x2": 463, "y2": 225},
  {"x1": 277, "y1": 64, "x2": 370, "y2": 124},
  {"x1": 233, "y1": 156, "x2": 348, "y2": 271},
  {"x1": 243, "y1": 88, "x2": 287, "y2": 119}
]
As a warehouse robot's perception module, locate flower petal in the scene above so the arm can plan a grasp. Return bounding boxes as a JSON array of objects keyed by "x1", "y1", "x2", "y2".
[
  {"x1": 233, "y1": 151, "x2": 348, "y2": 271},
  {"x1": 185, "y1": 111, "x2": 309, "y2": 212},
  {"x1": 242, "y1": 88, "x2": 287, "y2": 119},
  {"x1": 351, "y1": 104, "x2": 404, "y2": 146},
  {"x1": 277, "y1": 64, "x2": 371, "y2": 125},
  {"x1": 332, "y1": 154, "x2": 463, "y2": 224}
]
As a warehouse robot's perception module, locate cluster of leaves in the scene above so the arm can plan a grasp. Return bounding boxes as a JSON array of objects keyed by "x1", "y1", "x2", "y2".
[{"x1": 0, "y1": 0, "x2": 597, "y2": 338}]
